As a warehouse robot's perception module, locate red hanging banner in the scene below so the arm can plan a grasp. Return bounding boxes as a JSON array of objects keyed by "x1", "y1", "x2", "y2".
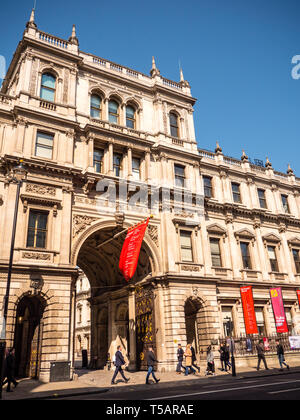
[
  {"x1": 297, "y1": 290, "x2": 300, "y2": 308},
  {"x1": 270, "y1": 287, "x2": 288, "y2": 333},
  {"x1": 119, "y1": 218, "x2": 150, "y2": 282},
  {"x1": 240, "y1": 286, "x2": 258, "y2": 335}
]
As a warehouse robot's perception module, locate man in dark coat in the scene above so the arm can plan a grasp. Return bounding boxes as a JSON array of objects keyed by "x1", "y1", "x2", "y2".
[
  {"x1": 2, "y1": 348, "x2": 18, "y2": 392},
  {"x1": 146, "y1": 346, "x2": 160, "y2": 384},
  {"x1": 111, "y1": 345, "x2": 130, "y2": 385},
  {"x1": 276, "y1": 340, "x2": 289, "y2": 371},
  {"x1": 176, "y1": 343, "x2": 184, "y2": 374},
  {"x1": 256, "y1": 340, "x2": 269, "y2": 371}
]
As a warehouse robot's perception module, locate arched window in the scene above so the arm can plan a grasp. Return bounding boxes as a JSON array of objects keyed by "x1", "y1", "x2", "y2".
[
  {"x1": 126, "y1": 105, "x2": 135, "y2": 129},
  {"x1": 40, "y1": 73, "x2": 56, "y2": 102},
  {"x1": 169, "y1": 112, "x2": 179, "y2": 138},
  {"x1": 90, "y1": 94, "x2": 101, "y2": 118},
  {"x1": 108, "y1": 100, "x2": 119, "y2": 124}
]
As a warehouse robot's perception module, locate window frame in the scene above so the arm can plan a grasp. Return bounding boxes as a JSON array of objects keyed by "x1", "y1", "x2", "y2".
[
  {"x1": 26, "y1": 209, "x2": 49, "y2": 249},
  {"x1": 93, "y1": 148, "x2": 104, "y2": 173},
  {"x1": 257, "y1": 188, "x2": 267, "y2": 209},
  {"x1": 35, "y1": 131, "x2": 54, "y2": 160},
  {"x1": 281, "y1": 194, "x2": 290, "y2": 214},
  {"x1": 240, "y1": 241, "x2": 252, "y2": 270},
  {"x1": 132, "y1": 157, "x2": 141, "y2": 181},
  {"x1": 203, "y1": 175, "x2": 213, "y2": 198},
  {"x1": 231, "y1": 182, "x2": 242, "y2": 204},
  {"x1": 169, "y1": 112, "x2": 179, "y2": 138},
  {"x1": 292, "y1": 248, "x2": 300, "y2": 274},
  {"x1": 40, "y1": 72, "x2": 56, "y2": 102},
  {"x1": 179, "y1": 230, "x2": 194, "y2": 263},
  {"x1": 126, "y1": 105, "x2": 136, "y2": 129},
  {"x1": 267, "y1": 244, "x2": 279, "y2": 272},
  {"x1": 108, "y1": 99, "x2": 119, "y2": 124},
  {"x1": 209, "y1": 237, "x2": 223, "y2": 268},
  {"x1": 174, "y1": 164, "x2": 185, "y2": 188},
  {"x1": 113, "y1": 153, "x2": 123, "y2": 177},
  {"x1": 90, "y1": 93, "x2": 102, "y2": 119}
]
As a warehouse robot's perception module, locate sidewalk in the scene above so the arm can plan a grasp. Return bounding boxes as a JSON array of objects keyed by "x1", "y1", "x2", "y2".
[{"x1": 2, "y1": 361, "x2": 300, "y2": 400}]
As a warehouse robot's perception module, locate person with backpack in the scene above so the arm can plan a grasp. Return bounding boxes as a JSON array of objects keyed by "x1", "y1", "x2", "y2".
[
  {"x1": 111, "y1": 345, "x2": 130, "y2": 385},
  {"x1": 276, "y1": 340, "x2": 289, "y2": 371}
]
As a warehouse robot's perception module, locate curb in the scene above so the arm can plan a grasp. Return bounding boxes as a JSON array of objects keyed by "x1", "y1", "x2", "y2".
[{"x1": 12, "y1": 387, "x2": 110, "y2": 400}]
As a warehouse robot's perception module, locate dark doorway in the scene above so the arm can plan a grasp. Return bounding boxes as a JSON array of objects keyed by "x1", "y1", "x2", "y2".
[{"x1": 14, "y1": 295, "x2": 45, "y2": 378}]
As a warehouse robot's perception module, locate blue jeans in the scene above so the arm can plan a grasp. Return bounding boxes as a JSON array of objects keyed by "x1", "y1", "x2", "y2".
[
  {"x1": 278, "y1": 354, "x2": 288, "y2": 369},
  {"x1": 185, "y1": 365, "x2": 196, "y2": 375},
  {"x1": 146, "y1": 366, "x2": 158, "y2": 383}
]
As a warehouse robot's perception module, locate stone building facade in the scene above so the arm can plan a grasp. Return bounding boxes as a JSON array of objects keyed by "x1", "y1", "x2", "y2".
[{"x1": 0, "y1": 11, "x2": 300, "y2": 382}]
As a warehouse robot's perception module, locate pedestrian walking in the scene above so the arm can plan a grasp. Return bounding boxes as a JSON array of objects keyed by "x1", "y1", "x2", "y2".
[
  {"x1": 190, "y1": 345, "x2": 200, "y2": 373},
  {"x1": 111, "y1": 345, "x2": 130, "y2": 385},
  {"x1": 276, "y1": 340, "x2": 289, "y2": 371},
  {"x1": 2, "y1": 348, "x2": 18, "y2": 393},
  {"x1": 256, "y1": 340, "x2": 269, "y2": 371},
  {"x1": 176, "y1": 343, "x2": 185, "y2": 374},
  {"x1": 184, "y1": 344, "x2": 196, "y2": 376},
  {"x1": 146, "y1": 346, "x2": 160, "y2": 384},
  {"x1": 205, "y1": 346, "x2": 215, "y2": 376},
  {"x1": 219, "y1": 343, "x2": 226, "y2": 371},
  {"x1": 224, "y1": 343, "x2": 231, "y2": 372}
]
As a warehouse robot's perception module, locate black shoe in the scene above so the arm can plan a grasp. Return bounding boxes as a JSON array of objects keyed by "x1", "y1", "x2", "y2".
[
  {"x1": 287, "y1": 365, "x2": 290, "y2": 370},
  {"x1": 111, "y1": 382, "x2": 116, "y2": 385},
  {"x1": 14, "y1": 382, "x2": 18, "y2": 388},
  {"x1": 146, "y1": 382, "x2": 150, "y2": 385},
  {"x1": 155, "y1": 379, "x2": 160, "y2": 383},
  {"x1": 125, "y1": 378, "x2": 130, "y2": 383}
]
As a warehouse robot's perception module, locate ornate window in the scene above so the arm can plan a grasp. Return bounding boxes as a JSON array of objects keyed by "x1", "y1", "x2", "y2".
[
  {"x1": 210, "y1": 237, "x2": 222, "y2": 267},
  {"x1": 93, "y1": 149, "x2": 103, "y2": 173},
  {"x1": 174, "y1": 164, "x2": 185, "y2": 188},
  {"x1": 90, "y1": 94, "x2": 101, "y2": 118},
  {"x1": 108, "y1": 100, "x2": 119, "y2": 124},
  {"x1": 281, "y1": 194, "x2": 290, "y2": 213},
  {"x1": 180, "y1": 231, "x2": 193, "y2": 262},
  {"x1": 126, "y1": 105, "x2": 136, "y2": 129},
  {"x1": 169, "y1": 112, "x2": 179, "y2": 138},
  {"x1": 35, "y1": 132, "x2": 54, "y2": 159},
  {"x1": 26, "y1": 210, "x2": 48, "y2": 249},
  {"x1": 231, "y1": 182, "x2": 241, "y2": 203},
  {"x1": 240, "y1": 241, "x2": 252, "y2": 269},
  {"x1": 40, "y1": 73, "x2": 56, "y2": 102},
  {"x1": 203, "y1": 176, "x2": 213, "y2": 198},
  {"x1": 258, "y1": 188, "x2": 267, "y2": 209}
]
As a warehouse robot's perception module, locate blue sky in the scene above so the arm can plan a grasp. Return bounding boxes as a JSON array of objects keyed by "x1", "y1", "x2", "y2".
[{"x1": 0, "y1": 0, "x2": 299, "y2": 175}]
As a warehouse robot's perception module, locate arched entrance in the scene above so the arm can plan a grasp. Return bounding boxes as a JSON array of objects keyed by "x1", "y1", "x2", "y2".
[
  {"x1": 73, "y1": 222, "x2": 159, "y2": 370},
  {"x1": 184, "y1": 297, "x2": 208, "y2": 358},
  {"x1": 14, "y1": 294, "x2": 46, "y2": 378}
]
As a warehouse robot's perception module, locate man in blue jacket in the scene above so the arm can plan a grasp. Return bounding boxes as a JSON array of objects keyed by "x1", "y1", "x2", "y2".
[{"x1": 111, "y1": 345, "x2": 130, "y2": 385}]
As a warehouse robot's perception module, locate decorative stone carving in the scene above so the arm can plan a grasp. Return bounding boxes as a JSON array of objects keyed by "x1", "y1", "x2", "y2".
[
  {"x1": 26, "y1": 183, "x2": 56, "y2": 196},
  {"x1": 73, "y1": 215, "x2": 97, "y2": 238},
  {"x1": 181, "y1": 265, "x2": 200, "y2": 272},
  {"x1": 22, "y1": 252, "x2": 51, "y2": 261},
  {"x1": 148, "y1": 225, "x2": 159, "y2": 246}
]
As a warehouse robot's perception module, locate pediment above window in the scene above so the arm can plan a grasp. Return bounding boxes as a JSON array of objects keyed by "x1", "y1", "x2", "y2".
[
  {"x1": 287, "y1": 236, "x2": 300, "y2": 249},
  {"x1": 206, "y1": 223, "x2": 227, "y2": 236},
  {"x1": 234, "y1": 228, "x2": 255, "y2": 243}
]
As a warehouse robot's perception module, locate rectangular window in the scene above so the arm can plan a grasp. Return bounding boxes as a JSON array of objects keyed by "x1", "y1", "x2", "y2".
[
  {"x1": 35, "y1": 132, "x2": 54, "y2": 159},
  {"x1": 240, "y1": 241, "x2": 252, "y2": 269},
  {"x1": 210, "y1": 237, "x2": 222, "y2": 267},
  {"x1": 292, "y1": 249, "x2": 300, "y2": 274},
  {"x1": 113, "y1": 153, "x2": 122, "y2": 177},
  {"x1": 174, "y1": 164, "x2": 185, "y2": 188},
  {"x1": 180, "y1": 231, "x2": 193, "y2": 262},
  {"x1": 268, "y1": 245, "x2": 279, "y2": 272},
  {"x1": 281, "y1": 194, "x2": 290, "y2": 213},
  {"x1": 26, "y1": 210, "x2": 48, "y2": 248},
  {"x1": 203, "y1": 176, "x2": 213, "y2": 198},
  {"x1": 132, "y1": 157, "x2": 140, "y2": 181},
  {"x1": 258, "y1": 189, "x2": 267, "y2": 209},
  {"x1": 232, "y1": 182, "x2": 241, "y2": 203},
  {"x1": 285, "y1": 308, "x2": 293, "y2": 334},
  {"x1": 93, "y1": 149, "x2": 103, "y2": 173},
  {"x1": 255, "y1": 308, "x2": 266, "y2": 335}
]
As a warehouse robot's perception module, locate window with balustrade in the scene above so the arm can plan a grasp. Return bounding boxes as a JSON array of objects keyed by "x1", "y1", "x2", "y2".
[
  {"x1": 169, "y1": 112, "x2": 179, "y2": 138},
  {"x1": 90, "y1": 94, "x2": 101, "y2": 118},
  {"x1": 108, "y1": 100, "x2": 119, "y2": 124},
  {"x1": 40, "y1": 73, "x2": 56, "y2": 102},
  {"x1": 126, "y1": 105, "x2": 136, "y2": 129}
]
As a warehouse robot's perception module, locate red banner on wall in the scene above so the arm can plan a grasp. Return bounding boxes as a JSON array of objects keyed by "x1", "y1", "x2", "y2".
[
  {"x1": 297, "y1": 290, "x2": 300, "y2": 307},
  {"x1": 270, "y1": 287, "x2": 288, "y2": 333},
  {"x1": 119, "y1": 218, "x2": 150, "y2": 282},
  {"x1": 240, "y1": 286, "x2": 258, "y2": 335}
]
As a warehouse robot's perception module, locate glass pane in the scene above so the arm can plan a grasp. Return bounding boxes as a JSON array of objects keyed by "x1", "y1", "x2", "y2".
[
  {"x1": 255, "y1": 308, "x2": 264, "y2": 323},
  {"x1": 126, "y1": 106, "x2": 135, "y2": 118},
  {"x1": 126, "y1": 118, "x2": 135, "y2": 129},
  {"x1": 40, "y1": 87, "x2": 55, "y2": 102},
  {"x1": 28, "y1": 212, "x2": 37, "y2": 228},
  {"x1": 170, "y1": 113, "x2": 178, "y2": 126},
  {"x1": 132, "y1": 158, "x2": 140, "y2": 170},
  {"x1": 91, "y1": 95, "x2": 101, "y2": 108},
  {"x1": 203, "y1": 177, "x2": 212, "y2": 187},
  {"x1": 170, "y1": 126, "x2": 178, "y2": 137},
  {"x1": 26, "y1": 229, "x2": 35, "y2": 247},
  {"x1": 180, "y1": 231, "x2": 192, "y2": 247},
  {"x1": 41, "y1": 73, "x2": 56, "y2": 89},
  {"x1": 175, "y1": 165, "x2": 185, "y2": 177},
  {"x1": 181, "y1": 248, "x2": 193, "y2": 262},
  {"x1": 240, "y1": 242, "x2": 249, "y2": 257},
  {"x1": 210, "y1": 239, "x2": 220, "y2": 254},
  {"x1": 36, "y1": 231, "x2": 46, "y2": 248},
  {"x1": 232, "y1": 183, "x2": 240, "y2": 193},
  {"x1": 37, "y1": 132, "x2": 54, "y2": 146},
  {"x1": 37, "y1": 213, "x2": 48, "y2": 230},
  {"x1": 267, "y1": 246, "x2": 276, "y2": 259},
  {"x1": 212, "y1": 255, "x2": 222, "y2": 267},
  {"x1": 109, "y1": 114, "x2": 118, "y2": 124},
  {"x1": 36, "y1": 145, "x2": 53, "y2": 159},
  {"x1": 109, "y1": 100, "x2": 118, "y2": 113},
  {"x1": 91, "y1": 108, "x2": 100, "y2": 118}
]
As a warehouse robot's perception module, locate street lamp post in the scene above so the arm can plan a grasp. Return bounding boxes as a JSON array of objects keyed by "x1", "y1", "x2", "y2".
[{"x1": 0, "y1": 160, "x2": 27, "y2": 399}]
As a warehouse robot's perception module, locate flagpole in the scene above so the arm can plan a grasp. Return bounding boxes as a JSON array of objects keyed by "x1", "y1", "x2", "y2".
[{"x1": 96, "y1": 215, "x2": 153, "y2": 250}]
